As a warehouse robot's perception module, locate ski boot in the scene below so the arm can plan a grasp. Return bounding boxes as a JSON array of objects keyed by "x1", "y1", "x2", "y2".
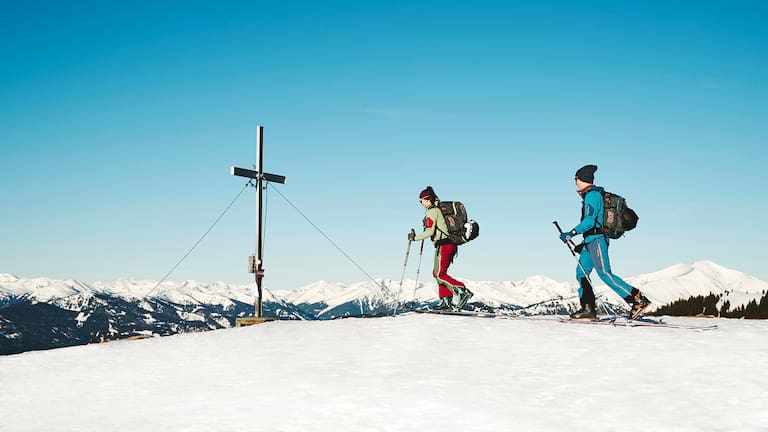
[
  {"x1": 432, "y1": 296, "x2": 455, "y2": 311},
  {"x1": 456, "y1": 287, "x2": 474, "y2": 309},
  {"x1": 570, "y1": 303, "x2": 597, "y2": 320},
  {"x1": 626, "y1": 290, "x2": 651, "y2": 319}
]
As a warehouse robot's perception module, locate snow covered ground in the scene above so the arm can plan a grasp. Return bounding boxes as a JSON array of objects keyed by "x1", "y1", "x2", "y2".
[{"x1": 1, "y1": 314, "x2": 766, "y2": 431}]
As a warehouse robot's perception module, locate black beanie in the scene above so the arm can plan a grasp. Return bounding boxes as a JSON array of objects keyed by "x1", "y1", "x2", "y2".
[{"x1": 575, "y1": 165, "x2": 598, "y2": 183}]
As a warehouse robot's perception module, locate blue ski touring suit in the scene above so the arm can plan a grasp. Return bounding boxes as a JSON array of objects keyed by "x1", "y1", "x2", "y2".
[{"x1": 567, "y1": 186, "x2": 636, "y2": 307}]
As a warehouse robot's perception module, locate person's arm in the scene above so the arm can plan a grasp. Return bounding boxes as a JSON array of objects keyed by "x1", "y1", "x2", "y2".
[
  {"x1": 414, "y1": 207, "x2": 438, "y2": 241},
  {"x1": 571, "y1": 191, "x2": 602, "y2": 235}
]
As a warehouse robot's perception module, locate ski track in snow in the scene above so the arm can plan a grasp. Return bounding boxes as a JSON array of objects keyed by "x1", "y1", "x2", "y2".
[{"x1": 1, "y1": 314, "x2": 767, "y2": 431}]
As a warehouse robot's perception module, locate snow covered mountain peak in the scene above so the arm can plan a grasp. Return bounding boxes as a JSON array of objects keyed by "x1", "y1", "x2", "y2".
[
  {"x1": 0, "y1": 275, "x2": 286, "y2": 308},
  {"x1": 0, "y1": 275, "x2": 99, "y2": 303},
  {"x1": 628, "y1": 260, "x2": 762, "y2": 290},
  {"x1": 0, "y1": 274, "x2": 21, "y2": 284}
]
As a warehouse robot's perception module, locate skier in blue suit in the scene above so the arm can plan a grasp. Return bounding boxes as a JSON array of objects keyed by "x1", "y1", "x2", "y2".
[{"x1": 559, "y1": 164, "x2": 650, "y2": 319}]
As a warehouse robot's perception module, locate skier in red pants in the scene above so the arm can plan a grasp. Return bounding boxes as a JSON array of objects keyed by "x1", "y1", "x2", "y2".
[{"x1": 409, "y1": 186, "x2": 473, "y2": 310}]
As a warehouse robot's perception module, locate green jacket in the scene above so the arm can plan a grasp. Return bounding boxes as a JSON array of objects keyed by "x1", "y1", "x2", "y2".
[{"x1": 414, "y1": 203, "x2": 450, "y2": 245}]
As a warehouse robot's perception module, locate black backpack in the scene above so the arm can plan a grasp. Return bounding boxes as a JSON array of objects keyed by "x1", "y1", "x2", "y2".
[
  {"x1": 437, "y1": 201, "x2": 479, "y2": 245},
  {"x1": 599, "y1": 191, "x2": 639, "y2": 239}
]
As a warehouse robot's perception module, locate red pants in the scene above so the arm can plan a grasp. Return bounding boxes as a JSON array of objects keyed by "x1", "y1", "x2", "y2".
[{"x1": 433, "y1": 243, "x2": 465, "y2": 298}]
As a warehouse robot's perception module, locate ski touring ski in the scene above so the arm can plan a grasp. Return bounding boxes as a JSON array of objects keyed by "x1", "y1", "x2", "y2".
[
  {"x1": 559, "y1": 315, "x2": 718, "y2": 331},
  {"x1": 404, "y1": 308, "x2": 503, "y2": 319},
  {"x1": 401, "y1": 308, "x2": 558, "y2": 322},
  {"x1": 396, "y1": 304, "x2": 718, "y2": 330}
]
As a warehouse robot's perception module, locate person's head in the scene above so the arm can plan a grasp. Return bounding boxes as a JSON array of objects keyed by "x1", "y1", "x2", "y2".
[
  {"x1": 419, "y1": 186, "x2": 437, "y2": 208},
  {"x1": 575, "y1": 165, "x2": 597, "y2": 192}
]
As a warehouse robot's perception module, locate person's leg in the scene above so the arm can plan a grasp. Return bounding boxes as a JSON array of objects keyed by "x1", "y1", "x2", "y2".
[
  {"x1": 568, "y1": 246, "x2": 598, "y2": 318},
  {"x1": 436, "y1": 243, "x2": 474, "y2": 309},
  {"x1": 587, "y1": 237, "x2": 651, "y2": 316},
  {"x1": 433, "y1": 247, "x2": 453, "y2": 300},
  {"x1": 576, "y1": 248, "x2": 596, "y2": 309},
  {"x1": 587, "y1": 237, "x2": 634, "y2": 299},
  {"x1": 435, "y1": 243, "x2": 465, "y2": 293}
]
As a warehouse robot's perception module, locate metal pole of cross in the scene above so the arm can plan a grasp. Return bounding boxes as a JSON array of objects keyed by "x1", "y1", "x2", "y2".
[{"x1": 231, "y1": 126, "x2": 286, "y2": 319}]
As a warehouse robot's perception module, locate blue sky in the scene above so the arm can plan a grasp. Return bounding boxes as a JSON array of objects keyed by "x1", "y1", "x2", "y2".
[{"x1": 2, "y1": 1, "x2": 766, "y2": 291}]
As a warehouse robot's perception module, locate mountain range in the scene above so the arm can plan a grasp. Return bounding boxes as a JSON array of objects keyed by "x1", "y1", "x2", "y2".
[{"x1": 1, "y1": 260, "x2": 766, "y2": 355}]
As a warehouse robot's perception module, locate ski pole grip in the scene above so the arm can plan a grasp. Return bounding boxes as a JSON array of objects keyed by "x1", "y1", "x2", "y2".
[{"x1": 553, "y1": 221, "x2": 564, "y2": 234}]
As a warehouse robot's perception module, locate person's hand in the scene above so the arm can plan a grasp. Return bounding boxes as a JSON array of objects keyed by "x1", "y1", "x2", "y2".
[
  {"x1": 408, "y1": 229, "x2": 416, "y2": 241},
  {"x1": 559, "y1": 230, "x2": 577, "y2": 243}
]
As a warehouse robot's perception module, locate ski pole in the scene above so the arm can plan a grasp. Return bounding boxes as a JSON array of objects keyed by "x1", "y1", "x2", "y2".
[
  {"x1": 393, "y1": 229, "x2": 415, "y2": 315},
  {"x1": 410, "y1": 239, "x2": 425, "y2": 306}
]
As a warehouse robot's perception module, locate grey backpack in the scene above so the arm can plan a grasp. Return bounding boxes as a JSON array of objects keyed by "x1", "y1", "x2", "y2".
[{"x1": 438, "y1": 201, "x2": 479, "y2": 244}]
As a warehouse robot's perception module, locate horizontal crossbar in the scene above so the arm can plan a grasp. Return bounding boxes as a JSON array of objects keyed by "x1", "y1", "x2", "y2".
[{"x1": 231, "y1": 166, "x2": 286, "y2": 184}]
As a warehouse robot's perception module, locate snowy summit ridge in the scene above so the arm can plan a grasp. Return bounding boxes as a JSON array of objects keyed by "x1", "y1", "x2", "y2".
[{"x1": 1, "y1": 260, "x2": 766, "y2": 354}]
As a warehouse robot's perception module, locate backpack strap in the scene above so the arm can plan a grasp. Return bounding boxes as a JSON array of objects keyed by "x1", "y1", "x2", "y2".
[
  {"x1": 586, "y1": 189, "x2": 605, "y2": 237},
  {"x1": 434, "y1": 225, "x2": 457, "y2": 245}
]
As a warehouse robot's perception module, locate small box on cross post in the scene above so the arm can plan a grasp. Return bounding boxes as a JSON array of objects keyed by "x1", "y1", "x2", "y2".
[{"x1": 248, "y1": 255, "x2": 259, "y2": 274}]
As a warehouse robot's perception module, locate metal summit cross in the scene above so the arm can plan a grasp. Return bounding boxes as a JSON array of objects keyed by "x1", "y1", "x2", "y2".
[{"x1": 231, "y1": 126, "x2": 286, "y2": 322}]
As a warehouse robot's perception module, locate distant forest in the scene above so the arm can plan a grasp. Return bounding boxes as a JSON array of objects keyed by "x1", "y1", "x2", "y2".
[{"x1": 651, "y1": 290, "x2": 768, "y2": 319}]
